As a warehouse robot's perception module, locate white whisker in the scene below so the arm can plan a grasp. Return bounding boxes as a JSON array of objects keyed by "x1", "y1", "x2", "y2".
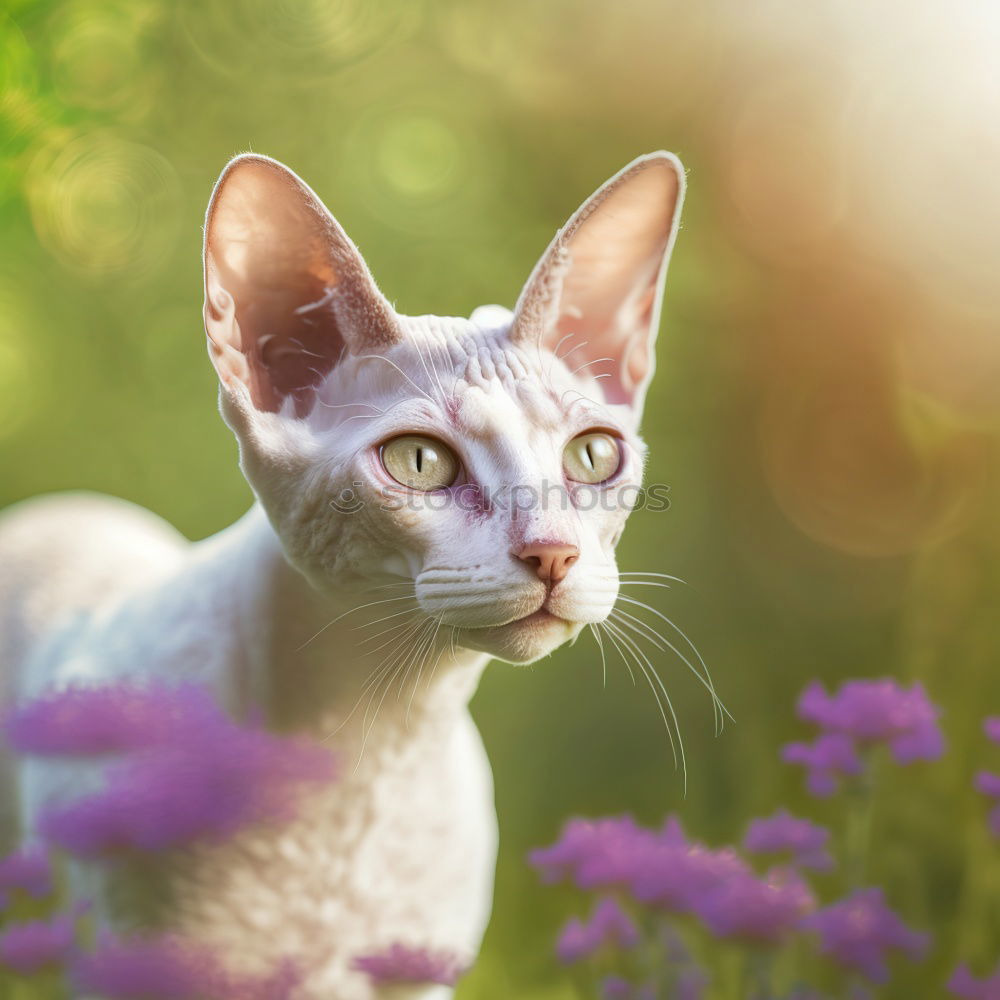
[
  {"x1": 296, "y1": 593, "x2": 417, "y2": 651},
  {"x1": 605, "y1": 619, "x2": 686, "y2": 792},
  {"x1": 616, "y1": 594, "x2": 732, "y2": 730},
  {"x1": 355, "y1": 354, "x2": 434, "y2": 403}
]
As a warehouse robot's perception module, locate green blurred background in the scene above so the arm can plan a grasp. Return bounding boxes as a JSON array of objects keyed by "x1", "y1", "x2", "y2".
[{"x1": 2, "y1": 0, "x2": 1000, "y2": 996}]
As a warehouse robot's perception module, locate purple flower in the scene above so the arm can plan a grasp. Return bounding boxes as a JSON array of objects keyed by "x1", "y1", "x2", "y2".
[
  {"x1": 5, "y1": 682, "x2": 221, "y2": 755},
  {"x1": 556, "y1": 897, "x2": 640, "y2": 964},
  {"x1": 600, "y1": 976, "x2": 656, "y2": 1000},
  {"x1": 676, "y1": 967, "x2": 710, "y2": 1000},
  {"x1": 21, "y1": 683, "x2": 335, "y2": 856},
  {"x1": 985, "y1": 719, "x2": 1000, "y2": 746},
  {"x1": 949, "y1": 962, "x2": 1000, "y2": 999},
  {"x1": 72, "y1": 933, "x2": 298, "y2": 1000},
  {"x1": 804, "y1": 888, "x2": 929, "y2": 983},
  {"x1": 797, "y1": 679, "x2": 944, "y2": 763},
  {"x1": 977, "y1": 773, "x2": 1000, "y2": 798},
  {"x1": 352, "y1": 944, "x2": 468, "y2": 987},
  {"x1": 694, "y1": 866, "x2": 815, "y2": 944},
  {"x1": 782, "y1": 732, "x2": 863, "y2": 796},
  {"x1": 0, "y1": 915, "x2": 75, "y2": 973},
  {"x1": 73, "y1": 934, "x2": 221, "y2": 999},
  {"x1": 743, "y1": 809, "x2": 834, "y2": 871},
  {"x1": 975, "y1": 773, "x2": 1000, "y2": 836},
  {"x1": 0, "y1": 845, "x2": 53, "y2": 899},
  {"x1": 631, "y1": 838, "x2": 752, "y2": 913},
  {"x1": 529, "y1": 815, "x2": 657, "y2": 889}
]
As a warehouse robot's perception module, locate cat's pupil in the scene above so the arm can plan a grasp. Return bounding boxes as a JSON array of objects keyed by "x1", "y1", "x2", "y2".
[
  {"x1": 416, "y1": 447, "x2": 423, "y2": 473},
  {"x1": 585, "y1": 443, "x2": 595, "y2": 470}
]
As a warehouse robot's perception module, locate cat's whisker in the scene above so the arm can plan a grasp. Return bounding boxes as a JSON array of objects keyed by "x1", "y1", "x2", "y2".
[
  {"x1": 354, "y1": 618, "x2": 437, "y2": 769},
  {"x1": 406, "y1": 616, "x2": 443, "y2": 724},
  {"x1": 336, "y1": 412, "x2": 384, "y2": 425},
  {"x1": 589, "y1": 623, "x2": 608, "y2": 688},
  {"x1": 556, "y1": 338, "x2": 589, "y2": 362},
  {"x1": 430, "y1": 337, "x2": 459, "y2": 403},
  {"x1": 356, "y1": 615, "x2": 420, "y2": 651},
  {"x1": 604, "y1": 619, "x2": 686, "y2": 793},
  {"x1": 398, "y1": 614, "x2": 439, "y2": 705},
  {"x1": 352, "y1": 605, "x2": 419, "y2": 630},
  {"x1": 315, "y1": 399, "x2": 386, "y2": 414},
  {"x1": 355, "y1": 353, "x2": 435, "y2": 404},
  {"x1": 419, "y1": 623, "x2": 453, "y2": 700},
  {"x1": 615, "y1": 594, "x2": 733, "y2": 730},
  {"x1": 297, "y1": 593, "x2": 418, "y2": 650},
  {"x1": 619, "y1": 571, "x2": 687, "y2": 584},
  {"x1": 551, "y1": 332, "x2": 578, "y2": 361},
  {"x1": 610, "y1": 609, "x2": 726, "y2": 735},
  {"x1": 568, "y1": 357, "x2": 613, "y2": 378},
  {"x1": 324, "y1": 615, "x2": 427, "y2": 741},
  {"x1": 618, "y1": 570, "x2": 687, "y2": 585},
  {"x1": 410, "y1": 336, "x2": 447, "y2": 406},
  {"x1": 559, "y1": 387, "x2": 606, "y2": 413},
  {"x1": 597, "y1": 620, "x2": 636, "y2": 686}
]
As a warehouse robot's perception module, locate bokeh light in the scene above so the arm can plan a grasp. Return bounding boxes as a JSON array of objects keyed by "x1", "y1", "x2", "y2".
[{"x1": 26, "y1": 130, "x2": 182, "y2": 278}]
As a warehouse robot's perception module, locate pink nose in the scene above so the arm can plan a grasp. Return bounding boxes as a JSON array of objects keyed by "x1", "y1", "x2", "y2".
[{"x1": 514, "y1": 542, "x2": 580, "y2": 584}]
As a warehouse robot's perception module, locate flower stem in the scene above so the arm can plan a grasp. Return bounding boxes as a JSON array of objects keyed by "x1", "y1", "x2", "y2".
[
  {"x1": 742, "y1": 948, "x2": 774, "y2": 1000},
  {"x1": 845, "y1": 752, "x2": 879, "y2": 887}
]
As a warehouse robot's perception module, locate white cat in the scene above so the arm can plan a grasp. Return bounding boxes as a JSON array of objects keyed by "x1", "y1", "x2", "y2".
[{"x1": 0, "y1": 151, "x2": 685, "y2": 998}]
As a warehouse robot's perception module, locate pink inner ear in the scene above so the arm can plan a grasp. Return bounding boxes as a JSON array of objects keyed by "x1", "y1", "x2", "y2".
[
  {"x1": 560, "y1": 165, "x2": 676, "y2": 340},
  {"x1": 204, "y1": 156, "x2": 399, "y2": 415},
  {"x1": 513, "y1": 154, "x2": 684, "y2": 410}
]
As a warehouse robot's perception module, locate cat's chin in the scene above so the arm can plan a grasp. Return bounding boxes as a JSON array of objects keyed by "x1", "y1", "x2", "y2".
[{"x1": 458, "y1": 611, "x2": 580, "y2": 665}]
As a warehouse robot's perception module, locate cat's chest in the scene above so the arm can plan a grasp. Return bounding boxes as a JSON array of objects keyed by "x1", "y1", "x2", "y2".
[{"x1": 146, "y1": 712, "x2": 497, "y2": 996}]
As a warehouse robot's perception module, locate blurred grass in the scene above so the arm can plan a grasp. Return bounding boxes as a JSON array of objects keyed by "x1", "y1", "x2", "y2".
[{"x1": 2, "y1": 0, "x2": 1000, "y2": 996}]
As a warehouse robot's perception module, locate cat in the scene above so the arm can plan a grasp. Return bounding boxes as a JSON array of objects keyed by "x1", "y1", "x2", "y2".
[{"x1": 0, "y1": 150, "x2": 685, "y2": 998}]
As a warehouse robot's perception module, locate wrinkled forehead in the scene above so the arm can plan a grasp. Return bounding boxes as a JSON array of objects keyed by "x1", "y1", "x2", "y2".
[{"x1": 317, "y1": 314, "x2": 613, "y2": 436}]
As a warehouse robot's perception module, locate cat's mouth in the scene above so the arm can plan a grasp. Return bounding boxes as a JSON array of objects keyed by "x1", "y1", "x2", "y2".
[{"x1": 510, "y1": 607, "x2": 565, "y2": 627}]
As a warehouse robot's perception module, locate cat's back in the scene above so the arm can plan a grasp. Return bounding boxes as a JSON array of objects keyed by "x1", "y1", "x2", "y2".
[{"x1": 0, "y1": 492, "x2": 188, "y2": 685}]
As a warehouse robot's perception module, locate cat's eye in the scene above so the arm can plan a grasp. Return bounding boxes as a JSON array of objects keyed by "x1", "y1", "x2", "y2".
[
  {"x1": 563, "y1": 432, "x2": 622, "y2": 485},
  {"x1": 380, "y1": 435, "x2": 459, "y2": 491}
]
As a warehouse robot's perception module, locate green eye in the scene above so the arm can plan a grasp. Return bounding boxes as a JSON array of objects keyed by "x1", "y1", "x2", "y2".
[
  {"x1": 381, "y1": 435, "x2": 459, "y2": 491},
  {"x1": 563, "y1": 432, "x2": 622, "y2": 484}
]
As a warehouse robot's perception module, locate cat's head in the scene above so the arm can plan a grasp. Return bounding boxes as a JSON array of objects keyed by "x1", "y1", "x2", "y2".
[{"x1": 202, "y1": 152, "x2": 684, "y2": 664}]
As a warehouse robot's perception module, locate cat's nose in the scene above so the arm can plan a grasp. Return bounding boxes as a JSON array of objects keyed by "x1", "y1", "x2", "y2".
[{"x1": 514, "y1": 542, "x2": 580, "y2": 584}]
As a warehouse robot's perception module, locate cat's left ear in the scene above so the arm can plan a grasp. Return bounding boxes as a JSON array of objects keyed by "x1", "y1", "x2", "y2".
[
  {"x1": 511, "y1": 152, "x2": 685, "y2": 419},
  {"x1": 203, "y1": 154, "x2": 402, "y2": 417}
]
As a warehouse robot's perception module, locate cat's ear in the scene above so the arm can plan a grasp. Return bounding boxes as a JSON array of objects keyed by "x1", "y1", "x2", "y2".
[
  {"x1": 510, "y1": 152, "x2": 685, "y2": 416},
  {"x1": 203, "y1": 154, "x2": 402, "y2": 416}
]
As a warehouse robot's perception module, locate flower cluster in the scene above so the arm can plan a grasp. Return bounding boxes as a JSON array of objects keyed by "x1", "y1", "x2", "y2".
[
  {"x1": 782, "y1": 679, "x2": 944, "y2": 796},
  {"x1": 556, "y1": 897, "x2": 640, "y2": 963},
  {"x1": 0, "y1": 680, "x2": 339, "y2": 997},
  {"x1": 743, "y1": 809, "x2": 834, "y2": 871},
  {"x1": 0, "y1": 845, "x2": 53, "y2": 906},
  {"x1": 72, "y1": 932, "x2": 300, "y2": 1000},
  {"x1": 0, "y1": 915, "x2": 76, "y2": 974},
  {"x1": 533, "y1": 677, "x2": 942, "y2": 999},
  {"x1": 949, "y1": 962, "x2": 1000, "y2": 1000},
  {"x1": 351, "y1": 943, "x2": 468, "y2": 987},
  {"x1": 6, "y1": 682, "x2": 336, "y2": 856},
  {"x1": 803, "y1": 889, "x2": 928, "y2": 983},
  {"x1": 976, "y1": 717, "x2": 1000, "y2": 837}
]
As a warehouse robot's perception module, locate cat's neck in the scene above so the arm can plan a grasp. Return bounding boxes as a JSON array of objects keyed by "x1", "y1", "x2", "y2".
[{"x1": 210, "y1": 506, "x2": 489, "y2": 745}]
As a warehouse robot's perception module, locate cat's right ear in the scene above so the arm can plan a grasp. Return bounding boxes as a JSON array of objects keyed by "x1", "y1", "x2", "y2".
[
  {"x1": 510, "y1": 152, "x2": 685, "y2": 421},
  {"x1": 203, "y1": 154, "x2": 402, "y2": 417}
]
